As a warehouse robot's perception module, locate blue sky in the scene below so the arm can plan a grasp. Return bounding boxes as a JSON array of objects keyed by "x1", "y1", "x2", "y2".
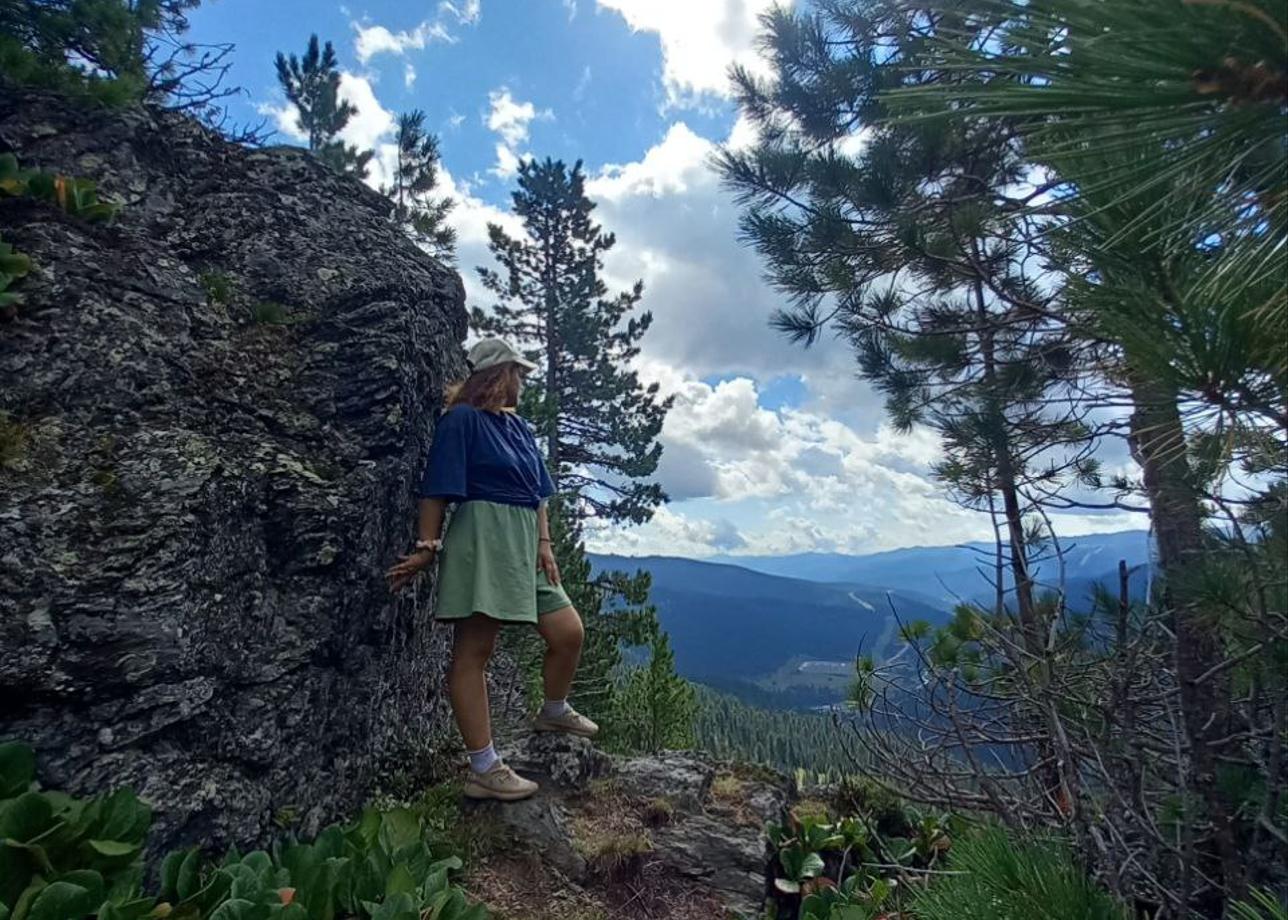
[{"x1": 186, "y1": 0, "x2": 1143, "y2": 557}]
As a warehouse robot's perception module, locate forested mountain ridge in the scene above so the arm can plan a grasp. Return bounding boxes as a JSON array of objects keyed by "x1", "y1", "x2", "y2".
[{"x1": 590, "y1": 554, "x2": 951, "y2": 675}]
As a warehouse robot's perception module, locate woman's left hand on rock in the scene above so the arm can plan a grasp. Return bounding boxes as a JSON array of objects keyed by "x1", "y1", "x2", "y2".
[{"x1": 386, "y1": 550, "x2": 434, "y2": 593}]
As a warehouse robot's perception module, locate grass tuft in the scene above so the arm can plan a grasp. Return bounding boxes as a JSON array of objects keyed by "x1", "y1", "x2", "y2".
[
  {"x1": 642, "y1": 797, "x2": 675, "y2": 828},
  {"x1": 250, "y1": 300, "x2": 290, "y2": 325},
  {"x1": 0, "y1": 411, "x2": 28, "y2": 466},
  {"x1": 199, "y1": 270, "x2": 234, "y2": 305}
]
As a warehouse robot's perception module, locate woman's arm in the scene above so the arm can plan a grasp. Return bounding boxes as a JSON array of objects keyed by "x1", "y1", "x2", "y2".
[
  {"x1": 537, "y1": 502, "x2": 552, "y2": 543},
  {"x1": 536, "y1": 502, "x2": 561, "y2": 585},
  {"x1": 386, "y1": 497, "x2": 448, "y2": 592},
  {"x1": 419, "y1": 497, "x2": 447, "y2": 545}
]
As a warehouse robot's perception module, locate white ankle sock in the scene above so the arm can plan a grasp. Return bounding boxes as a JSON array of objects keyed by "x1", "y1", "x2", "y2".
[
  {"x1": 540, "y1": 698, "x2": 571, "y2": 718},
  {"x1": 466, "y1": 742, "x2": 499, "y2": 774}
]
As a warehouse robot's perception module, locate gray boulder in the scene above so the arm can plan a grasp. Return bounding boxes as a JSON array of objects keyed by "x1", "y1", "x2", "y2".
[{"x1": 0, "y1": 87, "x2": 466, "y2": 854}]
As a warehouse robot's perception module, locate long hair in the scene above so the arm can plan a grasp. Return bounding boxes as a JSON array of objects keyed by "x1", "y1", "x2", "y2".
[{"x1": 445, "y1": 362, "x2": 521, "y2": 412}]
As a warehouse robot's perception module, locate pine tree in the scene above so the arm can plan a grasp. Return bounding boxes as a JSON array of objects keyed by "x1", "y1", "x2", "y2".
[
  {"x1": 274, "y1": 35, "x2": 372, "y2": 178},
  {"x1": 383, "y1": 110, "x2": 456, "y2": 264},
  {"x1": 898, "y1": 2, "x2": 1286, "y2": 910},
  {"x1": 609, "y1": 632, "x2": 697, "y2": 755},
  {"x1": 718, "y1": 3, "x2": 1094, "y2": 654},
  {"x1": 473, "y1": 157, "x2": 671, "y2": 525},
  {"x1": 724, "y1": 1, "x2": 1285, "y2": 913}
]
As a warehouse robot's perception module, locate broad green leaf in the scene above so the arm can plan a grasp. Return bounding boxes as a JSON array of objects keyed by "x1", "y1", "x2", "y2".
[
  {"x1": 175, "y1": 848, "x2": 202, "y2": 901},
  {"x1": 207, "y1": 898, "x2": 259, "y2": 920},
  {"x1": 95, "y1": 790, "x2": 151, "y2": 844},
  {"x1": 88, "y1": 840, "x2": 140, "y2": 858},
  {"x1": 427, "y1": 856, "x2": 462, "y2": 874},
  {"x1": 159, "y1": 849, "x2": 189, "y2": 899},
  {"x1": 376, "y1": 810, "x2": 420, "y2": 853},
  {"x1": 0, "y1": 744, "x2": 35, "y2": 798},
  {"x1": 27, "y1": 880, "x2": 95, "y2": 920},
  {"x1": 97, "y1": 897, "x2": 159, "y2": 920},
  {"x1": 0, "y1": 793, "x2": 54, "y2": 843},
  {"x1": 10, "y1": 876, "x2": 48, "y2": 920},
  {"x1": 368, "y1": 893, "x2": 417, "y2": 920},
  {"x1": 383, "y1": 864, "x2": 416, "y2": 900},
  {"x1": 52, "y1": 871, "x2": 103, "y2": 904},
  {"x1": 427, "y1": 888, "x2": 466, "y2": 919}
]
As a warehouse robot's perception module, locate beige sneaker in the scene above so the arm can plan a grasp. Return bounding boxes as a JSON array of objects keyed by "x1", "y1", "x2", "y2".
[
  {"x1": 533, "y1": 706, "x2": 600, "y2": 738},
  {"x1": 463, "y1": 762, "x2": 539, "y2": 802}
]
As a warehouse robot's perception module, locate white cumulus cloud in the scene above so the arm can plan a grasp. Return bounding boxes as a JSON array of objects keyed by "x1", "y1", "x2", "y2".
[
  {"x1": 486, "y1": 87, "x2": 552, "y2": 178},
  {"x1": 351, "y1": 2, "x2": 481, "y2": 63},
  {"x1": 353, "y1": 22, "x2": 450, "y2": 62},
  {"x1": 596, "y1": 0, "x2": 791, "y2": 105}
]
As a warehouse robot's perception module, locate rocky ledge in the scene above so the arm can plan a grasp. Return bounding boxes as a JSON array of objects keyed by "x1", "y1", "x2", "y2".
[{"x1": 465, "y1": 733, "x2": 792, "y2": 920}]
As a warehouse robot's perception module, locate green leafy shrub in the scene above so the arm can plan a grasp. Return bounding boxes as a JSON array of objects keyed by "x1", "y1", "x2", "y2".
[
  {"x1": 765, "y1": 795, "x2": 965, "y2": 919},
  {"x1": 909, "y1": 828, "x2": 1130, "y2": 920},
  {"x1": 0, "y1": 741, "x2": 490, "y2": 920},
  {"x1": 1, "y1": 154, "x2": 119, "y2": 224},
  {"x1": 0, "y1": 741, "x2": 156, "y2": 920}
]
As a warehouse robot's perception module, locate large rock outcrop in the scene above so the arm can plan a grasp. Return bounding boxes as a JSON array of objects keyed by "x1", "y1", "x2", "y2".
[{"x1": 0, "y1": 88, "x2": 467, "y2": 853}]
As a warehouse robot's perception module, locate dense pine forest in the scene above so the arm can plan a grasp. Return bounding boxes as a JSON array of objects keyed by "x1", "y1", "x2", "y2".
[{"x1": 693, "y1": 686, "x2": 864, "y2": 779}]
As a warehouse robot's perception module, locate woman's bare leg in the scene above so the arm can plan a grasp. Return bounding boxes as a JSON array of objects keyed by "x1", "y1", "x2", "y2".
[
  {"x1": 448, "y1": 613, "x2": 502, "y2": 750},
  {"x1": 535, "y1": 606, "x2": 584, "y2": 701}
]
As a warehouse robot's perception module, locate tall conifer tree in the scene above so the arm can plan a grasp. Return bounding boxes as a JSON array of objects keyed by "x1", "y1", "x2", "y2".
[
  {"x1": 473, "y1": 157, "x2": 671, "y2": 525},
  {"x1": 383, "y1": 110, "x2": 456, "y2": 263}
]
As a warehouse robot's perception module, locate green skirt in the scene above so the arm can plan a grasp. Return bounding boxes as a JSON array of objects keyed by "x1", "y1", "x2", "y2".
[{"x1": 435, "y1": 500, "x2": 573, "y2": 624}]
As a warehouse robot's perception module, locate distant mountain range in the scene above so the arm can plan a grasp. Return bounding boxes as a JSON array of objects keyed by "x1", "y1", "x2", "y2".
[
  {"x1": 591, "y1": 530, "x2": 1153, "y2": 709},
  {"x1": 709, "y1": 529, "x2": 1152, "y2": 610}
]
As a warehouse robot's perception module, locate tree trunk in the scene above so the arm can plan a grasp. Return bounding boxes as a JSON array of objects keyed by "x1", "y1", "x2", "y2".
[
  {"x1": 972, "y1": 279, "x2": 1039, "y2": 649},
  {"x1": 1126, "y1": 368, "x2": 1241, "y2": 914},
  {"x1": 542, "y1": 216, "x2": 561, "y2": 490}
]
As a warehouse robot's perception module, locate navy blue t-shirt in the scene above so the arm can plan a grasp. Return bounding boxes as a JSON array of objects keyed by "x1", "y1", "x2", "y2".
[{"x1": 417, "y1": 405, "x2": 556, "y2": 508}]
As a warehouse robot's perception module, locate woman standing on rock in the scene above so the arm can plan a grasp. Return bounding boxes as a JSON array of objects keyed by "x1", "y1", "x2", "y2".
[{"x1": 386, "y1": 338, "x2": 598, "y2": 803}]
